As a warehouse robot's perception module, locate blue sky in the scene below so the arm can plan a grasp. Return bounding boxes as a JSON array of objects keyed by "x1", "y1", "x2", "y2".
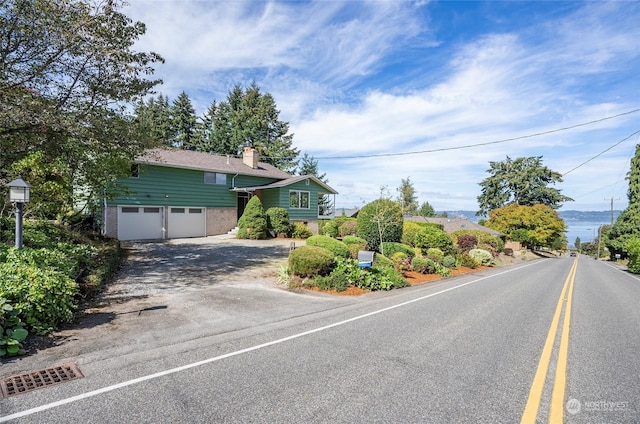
[{"x1": 125, "y1": 1, "x2": 640, "y2": 213}]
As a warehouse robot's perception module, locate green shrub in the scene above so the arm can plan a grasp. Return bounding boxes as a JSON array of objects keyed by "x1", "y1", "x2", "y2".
[
  {"x1": 373, "y1": 253, "x2": 393, "y2": 268},
  {"x1": 288, "y1": 246, "x2": 334, "y2": 277},
  {"x1": 342, "y1": 235, "x2": 367, "y2": 246},
  {"x1": 266, "y1": 207, "x2": 292, "y2": 237},
  {"x1": 402, "y1": 221, "x2": 425, "y2": 247},
  {"x1": 332, "y1": 258, "x2": 408, "y2": 291},
  {"x1": 0, "y1": 261, "x2": 78, "y2": 335},
  {"x1": 322, "y1": 220, "x2": 340, "y2": 238},
  {"x1": 391, "y1": 252, "x2": 411, "y2": 272},
  {"x1": 338, "y1": 220, "x2": 358, "y2": 237},
  {"x1": 451, "y1": 229, "x2": 504, "y2": 255},
  {"x1": 292, "y1": 222, "x2": 313, "y2": 239},
  {"x1": 457, "y1": 253, "x2": 481, "y2": 268},
  {"x1": 625, "y1": 238, "x2": 640, "y2": 273},
  {"x1": 411, "y1": 257, "x2": 437, "y2": 274},
  {"x1": 237, "y1": 196, "x2": 267, "y2": 240},
  {"x1": 356, "y1": 199, "x2": 403, "y2": 253},
  {"x1": 469, "y1": 248, "x2": 494, "y2": 266},
  {"x1": 314, "y1": 269, "x2": 350, "y2": 292},
  {"x1": 443, "y1": 255, "x2": 457, "y2": 269},
  {"x1": 414, "y1": 226, "x2": 454, "y2": 254},
  {"x1": 426, "y1": 247, "x2": 444, "y2": 264},
  {"x1": 381, "y1": 242, "x2": 415, "y2": 258},
  {"x1": 306, "y1": 235, "x2": 350, "y2": 258},
  {"x1": 0, "y1": 297, "x2": 29, "y2": 357}
]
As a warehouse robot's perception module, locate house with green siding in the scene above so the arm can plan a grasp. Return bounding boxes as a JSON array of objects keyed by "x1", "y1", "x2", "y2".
[{"x1": 103, "y1": 147, "x2": 337, "y2": 240}]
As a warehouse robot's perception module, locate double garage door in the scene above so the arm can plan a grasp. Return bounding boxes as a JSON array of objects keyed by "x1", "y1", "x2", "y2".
[{"x1": 117, "y1": 206, "x2": 206, "y2": 241}]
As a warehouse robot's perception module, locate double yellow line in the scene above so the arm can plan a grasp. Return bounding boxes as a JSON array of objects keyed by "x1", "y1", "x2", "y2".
[{"x1": 521, "y1": 258, "x2": 578, "y2": 424}]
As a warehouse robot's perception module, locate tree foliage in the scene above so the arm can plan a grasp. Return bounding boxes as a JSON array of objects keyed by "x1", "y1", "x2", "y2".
[
  {"x1": 396, "y1": 177, "x2": 419, "y2": 216},
  {"x1": 476, "y1": 156, "x2": 573, "y2": 216},
  {"x1": 607, "y1": 145, "x2": 640, "y2": 259},
  {"x1": 356, "y1": 199, "x2": 403, "y2": 254},
  {"x1": 237, "y1": 196, "x2": 267, "y2": 240},
  {"x1": 418, "y1": 201, "x2": 436, "y2": 217},
  {"x1": 0, "y1": 0, "x2": 163, "y2": 220},
  {"x1": 485, "y1": 203, "x2": 566, "y2": 248}
]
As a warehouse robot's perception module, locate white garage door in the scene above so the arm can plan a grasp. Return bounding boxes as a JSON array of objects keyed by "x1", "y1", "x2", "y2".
[
  {"x1": 118, "y1": 206, "x2": 163, "y2": 241},
  {"x1": 168, "y1": 207, "x2": 206, "y2": 238}
]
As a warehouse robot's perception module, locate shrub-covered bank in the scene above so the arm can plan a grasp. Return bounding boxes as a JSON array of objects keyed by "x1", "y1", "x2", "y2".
[{"x1": 0, "y1": 219, "x2": 121, "y2": 357}]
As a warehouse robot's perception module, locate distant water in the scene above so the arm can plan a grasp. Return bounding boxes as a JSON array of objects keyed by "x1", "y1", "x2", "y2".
[{"x1": 441, "y1": 210, "x2": 621, "y2": 249}]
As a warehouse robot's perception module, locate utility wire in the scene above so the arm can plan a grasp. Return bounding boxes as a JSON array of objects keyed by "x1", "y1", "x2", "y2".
[
  {"x1": 313, "y1": 108, "x2": 640, "y2": 160},
  {"x1": 562, "y1": 129, "x2": 640, "y2": 176}
]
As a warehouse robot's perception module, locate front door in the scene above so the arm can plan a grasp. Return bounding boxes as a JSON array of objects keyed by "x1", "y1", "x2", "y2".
[{"x1": 237, "y1": 192, "x2": 251, "y2": 219}]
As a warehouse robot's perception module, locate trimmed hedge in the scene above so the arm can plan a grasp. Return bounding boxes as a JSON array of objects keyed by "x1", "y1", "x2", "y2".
[
  {"x1": 237, "y1": 196, "x2": 267, "y2": 240},
  {"x1": 414, "y1": 226, "x2": 454, "y2": 254},
  {"x1": 288, "y1": 246, "x2": 335, "y2": 277},
  {"x1": 357, "y1": 199, "x2": 403, "y2": 252},
  {"x1": 381, "y1": 242, "x2": 415, "y2": 258},
  {"x1": 266, "y1": 207, "x2": 291, "y2": 237},
  {"x1": 469, "y1": 248, "x2": 494, "y2": 266},
  {"x1": 306, "y1": 235, "x2": 350, "y2": 258}
]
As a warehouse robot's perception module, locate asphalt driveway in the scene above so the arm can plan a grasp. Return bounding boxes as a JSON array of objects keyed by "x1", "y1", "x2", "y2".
[{"x1": 1, "y1": 236, "x2": 361, "y2": 375}]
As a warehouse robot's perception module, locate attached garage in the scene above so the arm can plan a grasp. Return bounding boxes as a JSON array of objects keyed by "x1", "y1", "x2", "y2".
[
  {"x1": 117, "y1": 206, "x2": 163, "y2": 241},
  {"x1": 167, "y1": 207, "x2": 206, "y2": 238}
]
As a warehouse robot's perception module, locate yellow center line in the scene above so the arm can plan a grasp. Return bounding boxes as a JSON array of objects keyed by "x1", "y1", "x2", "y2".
[
  {"x1": 520, "y1": 258, "x2": 578, "y2": 424},
  {"x1": 549, "y1": 259, "x2": 577, "y2": 422}
]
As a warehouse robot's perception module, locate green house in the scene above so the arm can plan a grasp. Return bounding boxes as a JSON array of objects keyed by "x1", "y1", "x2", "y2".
[{"x1": 103, "y1": 148, "x2": 337, "y2": 240}]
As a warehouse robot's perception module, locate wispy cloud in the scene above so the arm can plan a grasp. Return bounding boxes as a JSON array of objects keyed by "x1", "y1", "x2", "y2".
[{"x1": 125, "y1": 0, "x2": 640, "y2": 211}]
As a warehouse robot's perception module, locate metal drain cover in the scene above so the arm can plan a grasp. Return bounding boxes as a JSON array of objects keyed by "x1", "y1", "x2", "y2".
[{"x1": 1, "y1": 363, "x2": 84, "y2": 398}]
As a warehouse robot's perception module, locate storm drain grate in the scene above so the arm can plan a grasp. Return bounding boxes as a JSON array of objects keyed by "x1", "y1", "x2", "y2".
[{"x1": 1, "y1": 363, "x2": 84, "y2": 398}]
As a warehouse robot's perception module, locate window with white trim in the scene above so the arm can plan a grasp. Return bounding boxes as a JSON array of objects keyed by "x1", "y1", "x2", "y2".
[
  {"x1": 289, "y1": 190, "x2": 310, "y2": 209},
  {"x1": 204, "y1": 172, "x2": 227, "y2": 185}
]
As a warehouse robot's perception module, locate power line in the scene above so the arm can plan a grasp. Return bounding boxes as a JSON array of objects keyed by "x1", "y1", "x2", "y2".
[
  {"x1": 314, "y1": 108, "x2": 640, "y2": 160},
  {"x1": 562, "y1": 129, "x2": 640, "y2": 176}
]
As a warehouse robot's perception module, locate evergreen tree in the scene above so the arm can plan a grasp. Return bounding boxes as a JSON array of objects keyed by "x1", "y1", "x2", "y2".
[
  {"x1": 209, "y1": 82, "x2": 299, "y2": 171},
  {"x1": 396, "y1": 177, "x2": 419, "y2": 216},
  {"x1": 606, "y1": 144, "x2": 640, "y2": 258},
  {"x1": 171, "y1": 92, "x2": 197, "y2": 150},
  {"x1": 297, "y1": 153, "x2": 327, "y2": 181},
  {"x1": 477, "y1": 156, "x2": 573, "y2": 216},
  {"x1": 134, "y1": 95, "x2": 173, "y2": 146},
  {"x1": 418, "y1": 201, "x2": 436, "y2": 217}
]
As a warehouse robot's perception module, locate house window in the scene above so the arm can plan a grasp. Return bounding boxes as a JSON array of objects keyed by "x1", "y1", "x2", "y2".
[
  {"x1": 189, "y1": 208, "x2": 202, "y2": 214},
  {"x1": 204, "y1": 172, "x2": 227, "y2": 185},
  {"x1": 144, "y1": 207, "x2": 160, "y2": 213},
  {"x1": 171, "y1": 208, "x2": 185, "y2": 213},
  {"x1": 122, "y1": 207, "x2": 139, "y2": 213},
  {"x1": 130, "y1": 164, "x2": 139, "y2": 178},
  {"x1": 289, "y1": 190, "x2": 310, "y2": 209}
]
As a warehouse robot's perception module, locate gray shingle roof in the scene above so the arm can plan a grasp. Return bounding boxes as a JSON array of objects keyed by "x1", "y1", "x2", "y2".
[
  {"x1": 137, "y1": 148, "x2": 291, "y2": 180},
  {"x1": 405, "y1": 216, "x2": 504, "y2": 237}
]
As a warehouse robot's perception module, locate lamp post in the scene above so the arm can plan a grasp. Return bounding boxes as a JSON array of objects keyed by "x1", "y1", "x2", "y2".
[{"x1": 7, "y1": 176, "x2": 31, "y2": 249}]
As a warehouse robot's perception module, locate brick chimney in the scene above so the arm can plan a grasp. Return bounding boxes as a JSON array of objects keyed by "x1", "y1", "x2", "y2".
[{"x1": 242, "y1": 146, "x2": 259, "y2": 169}]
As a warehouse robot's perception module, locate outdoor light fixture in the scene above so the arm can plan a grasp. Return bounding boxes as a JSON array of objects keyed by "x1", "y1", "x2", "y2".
[{"x1": 7, "y1": 176, "x2": 31, "y2": 249}]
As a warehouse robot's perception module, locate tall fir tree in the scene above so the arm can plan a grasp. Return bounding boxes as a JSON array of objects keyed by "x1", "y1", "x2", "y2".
[
  {"x1": 396, "y1": 177, "x2": 419, "y2": 216},
  {"x1": 606, "y1": 144, "x2": 640, "y2": 258},
  {"x1": 171, "y1": 91, "x2": 197, "y2": 150}
]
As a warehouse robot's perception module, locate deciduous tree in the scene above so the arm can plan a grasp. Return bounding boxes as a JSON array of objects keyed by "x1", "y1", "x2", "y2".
[
  {"x1": 0, "y1": 0, "x2": 163, "y2": 219},
  {"x1": 485, "y1": 203, "x2": 566, "y2": 248}
]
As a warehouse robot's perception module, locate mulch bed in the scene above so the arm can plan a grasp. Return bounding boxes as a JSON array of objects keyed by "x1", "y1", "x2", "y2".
[{"x1": 301, "y1": 266, "x2": 489, "y2": 296}]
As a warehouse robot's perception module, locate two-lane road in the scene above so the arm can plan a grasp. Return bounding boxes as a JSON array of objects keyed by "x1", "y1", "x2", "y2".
[{"x1": 2, "y1": 255, "x2": 638, "y2": 423}]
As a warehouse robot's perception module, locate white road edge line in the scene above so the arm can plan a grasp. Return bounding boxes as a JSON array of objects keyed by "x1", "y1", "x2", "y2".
[{"x1": 1, "y1": 260, "x2": 544, "y2": 422}]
